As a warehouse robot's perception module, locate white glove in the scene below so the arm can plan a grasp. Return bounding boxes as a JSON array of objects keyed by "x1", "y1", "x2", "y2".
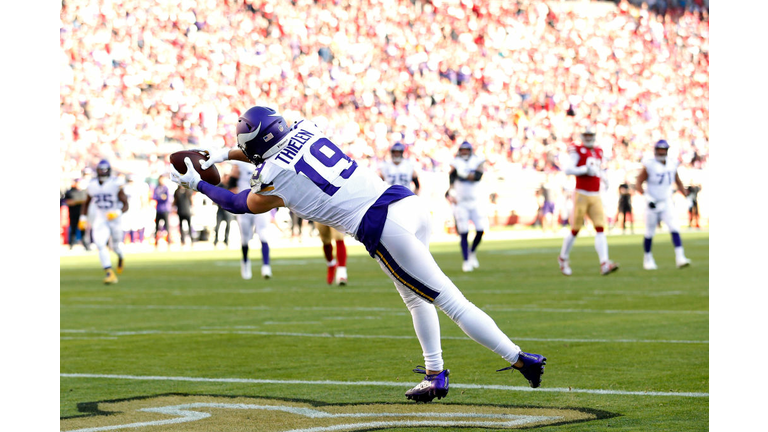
[
  {"x1": 199, "y1": 148, "x2": 230, "y2": 170},
  {"x1": 586, "y1": 166, "x2": 599, "y2": 177},
  {"x1": 171, "y1": 157, "x2": 202, "y2": 191}
]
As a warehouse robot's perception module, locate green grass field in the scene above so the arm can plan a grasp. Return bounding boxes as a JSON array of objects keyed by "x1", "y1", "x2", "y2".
[{"x1": 60, "y1": 230, "x2": 709, "y2": 431}]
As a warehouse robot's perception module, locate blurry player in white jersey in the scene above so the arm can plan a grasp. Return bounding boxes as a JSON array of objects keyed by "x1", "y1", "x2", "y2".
[
  {"x1": 230, "y1": 160, "x2": 274, "y2": 279},
  {"x1": 635, "y1": 140, "x2": 691, "y2": 270},
  {"x1": 122, "y1": 174, "x2": 149, "y2": 244},
  {"x1": 379, "y1": 142, "x2": 420, "y2": 194},
  {"x1": 558, "y1": 126, "x2": 618, "y2": 276},
  {"x1": 171, "y1": 106, "x2": 546, "y2": 402},
  {"x1": 446, "y1": 141, "x2": 488, "y2": 272},
  {"x1": 79, "y1": 160, "x2": 129, "y2": 284}
]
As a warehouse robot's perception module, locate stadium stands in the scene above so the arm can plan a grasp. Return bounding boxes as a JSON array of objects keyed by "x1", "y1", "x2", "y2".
[{"x1": 60, "y1": 0, "x2": 708, "y2": 240}]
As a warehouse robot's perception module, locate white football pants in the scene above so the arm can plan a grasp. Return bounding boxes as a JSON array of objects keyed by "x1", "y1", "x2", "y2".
[
  {"x1": 238, "y1": 212, "x2": 272, "y2": 245},
  {"x1": 453, "y1": 201, "x2": 489, "y2": 234},
  {"x1": 91, "y1": 217, "x2": 124, "y2": 269},
  {"x1": 374, "y1": 196, "x2": 521, "y2": 372},
  {"x1": 644, "y1": 199, "x2": 681, "y2": 238}
]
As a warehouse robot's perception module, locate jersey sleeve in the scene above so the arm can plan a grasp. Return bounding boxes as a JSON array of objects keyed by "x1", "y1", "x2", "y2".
[
  {"x1": 251, "y1": 162, "x2": 277, "y2": 194},
  {"x1": 641, "y1": 157, "x2": 653, "y2": 171}
]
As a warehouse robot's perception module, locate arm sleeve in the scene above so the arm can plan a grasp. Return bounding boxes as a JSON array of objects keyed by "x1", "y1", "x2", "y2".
[
  {"x1": 412, "y1": 176, "x2": 420, "y2": 189},
  {"x1": 448, "y1": 170, "x2": 458, "y2": 184},
  {"x1": 563, "y1": 151, "x2": 589, "y2": 176},
  {"x1": 473, "y1": 170, "x2": 483, "y2": 181},
  {"x1": 198, "y1": 181, "x2": 253, "y2": 214}
]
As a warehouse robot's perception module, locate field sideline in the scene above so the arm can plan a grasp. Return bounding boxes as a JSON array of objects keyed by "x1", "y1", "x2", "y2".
[{"x1": 61, "y1": 230, "x2": 709, "y2": 431}]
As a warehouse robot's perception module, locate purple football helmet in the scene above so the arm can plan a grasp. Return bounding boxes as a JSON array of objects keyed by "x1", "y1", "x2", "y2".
[
  {"x1": 96, "y1": 160, "x2": 111, "y2": 181},
  {"x1": 458, "y1": 141, "x2": 472, "y2": 160},
  {"x1": 236, "y1": 106, "x2": 291, "y2": 164},
  {"x1": 391, "y1": 142, "x2": 405, "y2": 163},
  {"x1": 654, "y1": 139, "x2": 670, "y2": 164}
]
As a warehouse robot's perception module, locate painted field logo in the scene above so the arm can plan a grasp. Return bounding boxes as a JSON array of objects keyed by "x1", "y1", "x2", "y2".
[{"x1": 61, "y1": 395, "x2": 610, "y2": 431}]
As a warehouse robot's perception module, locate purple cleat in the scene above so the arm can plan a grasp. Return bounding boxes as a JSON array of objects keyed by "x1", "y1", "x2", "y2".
[
  {"x1": 405, "y1": 366, "x2": 450, "y2": 402},
  {"x1": 498, "y1": 352, "x2": 546, "y2": 388}
]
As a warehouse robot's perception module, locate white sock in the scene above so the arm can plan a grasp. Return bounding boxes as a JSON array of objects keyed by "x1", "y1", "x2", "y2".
[
  {"x1": 437, "y1": 286, "x2": 521, "y2": 365},
  {"x1": 594, "y1": 232, "x2": 609, "y2": 263},
  {"x1": 675, "y1": 246, "x2": 685, "y2": 260},
  {"x1": 560, "y1": 231, "x2": 576, "y2": 259},
  {"x1": 408, "y1": 302, "x2": 443, "y2": 372}
]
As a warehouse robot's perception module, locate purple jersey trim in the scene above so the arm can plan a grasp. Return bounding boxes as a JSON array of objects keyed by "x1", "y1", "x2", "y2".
[
  {"x1": 198, "y1": 181, "x2": 252, "y2": 214},
  {"x1": 355, "y1": 185, "x2": 415, "y2": 257}
]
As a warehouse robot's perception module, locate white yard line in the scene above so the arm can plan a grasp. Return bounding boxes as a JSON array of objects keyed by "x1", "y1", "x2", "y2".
[
  {"x1": 61, "y1": 303, "x2": 708, "y2": 315},
  {"x1": 60, "y1": 328, "x2": 708, "y2": 344},
  {"x1": 59, "y1": 373, "x2": 708, "y2": 398}
]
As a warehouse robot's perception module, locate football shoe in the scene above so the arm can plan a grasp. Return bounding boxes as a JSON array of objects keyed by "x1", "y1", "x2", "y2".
[
  {"x1": 261, "y1": 264, "x2": 272, "y2": 279},
  {"x1": 600, "y1": 260, "x2": 619, "y2": 275},
  {"x1": 643, "y1": 255, "x2": 657, "y2": 270},
  {"x1": 468, "y1": 252, "x2": 479, "y2": 269},
  {"x1": 497, "y1": 352, "x2": 546, "y2": 388},
  {"x1": 462, "y1": 261, "x2": 473, "y2": 272},
  {"x1": 405, "y1": 367, "x2": 449, "y2": 402},
  {"x1": 117, "y1": 257, "x2": 124, "y2": 275},
  {"x1": 241, "y1": 259, "x2": 252, "y2": 280},
  {"x1": 103, "y1": 269, "x2": 118, "y2": 285},
  {"x1": 335, "y1": 266, "x2": 348, "y2": 286},
  {"x1": 558, "y1": 256, "x2": 572, "y2": 276},
  {"x1": 676, "y1": 257, "x2": 691, "y2": 269}
]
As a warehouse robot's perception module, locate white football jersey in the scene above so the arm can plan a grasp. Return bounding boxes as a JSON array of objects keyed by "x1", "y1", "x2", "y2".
[
  {"x1": 123, "y1": 181, "x2": 148, "y2": 210},
  {"x1": 380, "y1": 159, "x2": 416, "y2": 188},
  {"x1": 251, "y1": 120, "x2": 389, "y2": 235},
  {"x1": 232, "y1": 160, "x2": 256, "y2": 193},
  {"x1": 643, "y1": 157, "x2": 680, "y2": 202},
  {"x1": 450, "y1": 154, "x2": 485, "y2": 203},
  {"x1": 86, "y1": 177, "x2": 123, "y2": 221}
]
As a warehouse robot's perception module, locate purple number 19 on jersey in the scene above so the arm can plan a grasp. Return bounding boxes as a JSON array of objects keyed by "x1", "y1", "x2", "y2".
[{"x1": 294, "y1": 138, "x2": 357, "y2": 196}]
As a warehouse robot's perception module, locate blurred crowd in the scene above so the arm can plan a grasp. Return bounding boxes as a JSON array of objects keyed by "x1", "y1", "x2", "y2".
[{"x1": 60, "y1": 0, "x2": 709, "y2": 241}]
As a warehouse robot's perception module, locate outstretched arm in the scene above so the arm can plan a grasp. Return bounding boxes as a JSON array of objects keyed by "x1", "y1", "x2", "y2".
[
  {"x1": 197, "y1": 181, "x2": 284, "y2": 214},
  {"x1": 171, "y1": 157, "x2": 283, "y2": 214},
  {"x1": 200, "y1": 147, "x2": 250, "y2": 170}
]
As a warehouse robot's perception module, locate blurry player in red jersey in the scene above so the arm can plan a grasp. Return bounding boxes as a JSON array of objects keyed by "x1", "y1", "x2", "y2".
[{"x1": 557, "y1": 125, "x2": 618, "y2": 276}]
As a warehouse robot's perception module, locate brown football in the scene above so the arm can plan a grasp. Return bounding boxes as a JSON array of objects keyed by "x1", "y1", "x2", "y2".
[{"x1": 169, "y1": 150, "x2": 221, "y2": 185}]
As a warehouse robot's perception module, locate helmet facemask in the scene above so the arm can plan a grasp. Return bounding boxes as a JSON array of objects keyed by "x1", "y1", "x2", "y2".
[
  {"x1": 458, "y1": 141, "x2": 473, "y2": 160},
  {"x1": 582, "y1": 132, "x2": 596, "y2": 149},
  {"x1": 391, "y1": 151, "x2": 403, "y2": 164},
  {"x1": 96, "y1": 161, "x2": 111, "y2": 183}
]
